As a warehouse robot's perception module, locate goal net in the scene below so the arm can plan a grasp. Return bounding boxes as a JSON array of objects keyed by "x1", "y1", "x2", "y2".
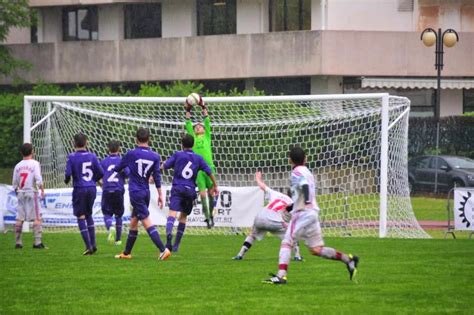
[{"x1": 3, "y1": 94, "x2": 428, "y2": 238}]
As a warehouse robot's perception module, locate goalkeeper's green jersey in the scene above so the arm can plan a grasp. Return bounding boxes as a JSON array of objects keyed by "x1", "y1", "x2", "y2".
[{"x1": 185, "y1": 116, "x2": 215, "y2": 168}]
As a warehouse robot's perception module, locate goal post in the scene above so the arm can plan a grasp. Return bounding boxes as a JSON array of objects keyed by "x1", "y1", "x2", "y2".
[{"x1": 10, "y1": 93, "x2": 429, "y2": 238}]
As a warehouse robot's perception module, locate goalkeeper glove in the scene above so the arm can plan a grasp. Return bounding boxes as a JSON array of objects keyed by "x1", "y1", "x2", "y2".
[
  {"x1": 184, "y1": 100, "x2": 193, "y2": 112},
  {"x1": 197, "y1": 98, "x2": 206, "y2": 110}
]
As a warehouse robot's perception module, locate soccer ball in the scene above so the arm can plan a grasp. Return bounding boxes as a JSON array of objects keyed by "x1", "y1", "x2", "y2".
[{"x1": 186, "y1": 93, "x2": 202, "y2": 107}]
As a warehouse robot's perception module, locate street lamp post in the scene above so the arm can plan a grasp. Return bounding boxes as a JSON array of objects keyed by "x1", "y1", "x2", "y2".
[{"x1": 420, "y1": 28, "x2": 459, "y2": 194}]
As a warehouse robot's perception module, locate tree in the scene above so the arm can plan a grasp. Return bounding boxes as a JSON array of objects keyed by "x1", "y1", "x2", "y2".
[{"x1": 0, "y1": 0, "x2": 35, "y2": 82}]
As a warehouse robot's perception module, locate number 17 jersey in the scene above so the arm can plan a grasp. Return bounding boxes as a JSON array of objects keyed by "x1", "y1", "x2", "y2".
[{"x1": 114, "y1": 147, "x2": 161, "y2": 192}]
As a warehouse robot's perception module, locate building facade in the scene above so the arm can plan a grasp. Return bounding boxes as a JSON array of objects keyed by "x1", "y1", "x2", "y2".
[{"x1": 3, "y1": 0, "x2": 474, "y2": 116}]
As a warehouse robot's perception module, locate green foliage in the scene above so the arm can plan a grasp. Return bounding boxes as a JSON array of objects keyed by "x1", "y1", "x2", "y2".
[
  {"x1": 0, "y1": 234, "x2": 473, "y2": 313},
  {"x1": 463, "y1": 111, "x2": 474, "y2": 117},
  {"x1": 0, "y1": 93, "x2": 24, "y2": 167},
  {"x1": 0, "y1": 0, "x2": 35, "y2": 80},
  {"x1": 408, "y1": 116, "x2": 474, "y2": 159}
]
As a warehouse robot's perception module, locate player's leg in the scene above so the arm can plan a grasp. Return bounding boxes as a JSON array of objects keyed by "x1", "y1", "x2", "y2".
[
  {"x1": 303, "y1": 212, "x2": 359, "y2": 280},
  {"x1": 14, "y1": 193, "x2": 25, "y2": 248},
  {"x1": 73, "y1": 189, "x2": 93, "y2": 255},
  {"x1": 206, "y1": 172, "x2": 216, "y2": 227},
  {"x1": 233, "y1": 227, "x2": 261, "y2": 260},
  {"x1": 166, "y1": 187, "x2": 181, "y2": 250},
  {"x1": 116, "y1": 216, "x2": 138, "y2": 259},
  {"x1": 293, "y1": 241, "x2": 303, "y2": 261},
  {"x1": 166, "y1": 210, "x2": 177, "y2": 251},
  {"x1": 263, "y1": 211, "x2": 309, "y2": 284},
  {"x1": 83, "y1": 187, "x2": 97, "y2": 252},
  {"x1": 32, "y1": 192, "x2": 46, "y2": 249},
  {"x1": 101, "y1": 191, "x2": 113, "y2": 236},
  {"x1": 138, "y1": 190, "x2": 170, "y2": 259},
  {"x1": 172, "y1": 212, "x2": 188, "y2": 252},
  {"x1": 196, "y1": 171, "x2": 211, "y2": 228},
  {"x1": 172, "y1": 188, "x2": 195, "y2": 252},
  {"x1": 112, "y1": 191, "x2": 125, "y2": 245},
  {"x1": 142, "y1": 216, "x2": 170, "y2": 260}
]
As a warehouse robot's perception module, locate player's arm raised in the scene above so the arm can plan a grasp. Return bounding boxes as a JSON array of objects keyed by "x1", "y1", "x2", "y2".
[{"x1": 255, "y1": 171, "x2": 268, "y2": 192}]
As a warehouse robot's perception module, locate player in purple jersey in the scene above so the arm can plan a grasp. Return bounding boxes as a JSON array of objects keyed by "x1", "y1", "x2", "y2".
[
  {"x1": 100, "y1": 140, "x2": 129, "y2": 245},
  {"x1": 114, "y1": 127, "x2": 171, "y2": 261},
  {"x1": 162, "y1": 134, "x2": 218, "y2": 252},
  {"x1": 64, "y1": 133, "x2": 104, "y2": 255}
]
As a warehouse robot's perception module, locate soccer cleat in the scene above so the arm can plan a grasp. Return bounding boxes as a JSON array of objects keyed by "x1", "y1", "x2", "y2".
[
  {"x1": 204, "y1": 219, "x2": 212, "y2": 229},
  {"x1": 172, "y1": 245, "x2": 179, "y2": 253},
  {"x1": 232, "y1": 255, "x2": 243, "y2": 260},
  {"x1": 293, "y1": 256, "x2": 304, "y2": 262},
  {"x1": 107, "y1": 227, "x2": 116, "y2": 244},
  {"x1": 33, "y1": 243, "x2": 48, "y2": 249},
  {"x1": 262, "y1": 273, "x2": 287, "y2": 285},
  {"x1": 92, "y1": 247, "x2": 97, "y2": 254},
  {"x1": 347, "y1": 254, "x2": 359, "y2": 281},
  {"x1": 114, "y1": 240, "x2": 122, "y2": 246},
  {"x1": 159, "y1": 248, "x2": 171, "y2": 260},
  {"x1": 114, "y1": 252, "x2": 132, "y2": 259},
  {"x1": 83, "y1": 248, "x2": 94, "y2": 256},
  {"x1": 15, "y1": 244, "x2": 23, "y2": 249}
]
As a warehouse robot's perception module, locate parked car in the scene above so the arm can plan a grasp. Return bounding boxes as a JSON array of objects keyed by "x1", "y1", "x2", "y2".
[{"x1": 408, "y1": 155, "x2": 474, "y2": 192}]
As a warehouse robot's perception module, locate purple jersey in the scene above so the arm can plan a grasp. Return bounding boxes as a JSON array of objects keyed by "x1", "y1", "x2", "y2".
[
  {"x1": 100, "y1": 154, "x2": 129, "y2": 193},
  {"x1": 163, "y1": 150, "x2": 212, "y2": 188},
  {"x1": 65, "y1": 150, "x2": 104, "y2": 187},
  {"x1": 114, "y1": 146, "x2": 161, "y2": 192}
]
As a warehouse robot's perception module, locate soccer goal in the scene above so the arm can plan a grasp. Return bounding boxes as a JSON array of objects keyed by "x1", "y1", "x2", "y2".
[{"x1": 10, "y1": 93, "x2": 428, "y2": 238}]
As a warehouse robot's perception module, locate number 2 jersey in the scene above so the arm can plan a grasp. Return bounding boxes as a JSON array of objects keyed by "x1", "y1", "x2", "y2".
[
  {"x1": 65, "y1": 150, "x2": 103, "y2": 188},
  {"x1": 100, "y1": 154, "x2": 129, "y2": 193},
  {"x1": 162, "y1": 150, "x2": 212, "y2": 189},
  {"x1": 12, "y1": 159, "x2": 43, "y2": 193}
]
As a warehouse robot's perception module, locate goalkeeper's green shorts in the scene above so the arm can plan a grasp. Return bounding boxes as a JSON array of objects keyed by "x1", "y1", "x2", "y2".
[{"x1": 196, "y1": 166, "x2": 216, "y2": 191}]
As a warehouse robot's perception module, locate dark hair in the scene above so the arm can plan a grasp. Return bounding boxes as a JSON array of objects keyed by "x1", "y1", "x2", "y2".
[
  {"x1": 136, "y1": 127, "x2": 150, "y2": 143},
  {"x1": 74, "y1": 133, "x2": 87, "y2": 148},
  {"x1": 182, "y1": 134, "x2": 194, "y2": 149},
  {"x1": 20, "y1": 143, "x2": 33, "y2": 157},
  {"x1": 108, "y1": 140, "x2": 121, "y2": 153},
  {"x1": 289, "y1": 146, "x2": 305, "y2": 165},
  {"x1": 194, "y1": 122, "x2": 203, "y2": 130}
]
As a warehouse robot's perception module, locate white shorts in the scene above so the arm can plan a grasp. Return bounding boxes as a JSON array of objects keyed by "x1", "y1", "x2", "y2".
[
  {"x1": 251, "y1": 209, "x2": 287, "y2": 241},
  {"x1": 16, "y1": 192, "x2": 41, "y2": 221},
  {"x1": 283, "y1": 209, "x2": 324, "y2": 248}
]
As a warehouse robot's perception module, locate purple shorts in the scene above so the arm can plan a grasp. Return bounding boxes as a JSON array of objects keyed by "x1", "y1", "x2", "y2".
[
  {"x1": 101, "y1": 190, "x2": 124, "y2": 217},
  {"x1": 169, "y1": 185, "x2": 197, "y2": 215},
  {"x1": 72, "y1": 186, "x2": 97, "y2": 217},
  {"x1": 130, "y1": 189, "x2": 150, "y2": 220}
]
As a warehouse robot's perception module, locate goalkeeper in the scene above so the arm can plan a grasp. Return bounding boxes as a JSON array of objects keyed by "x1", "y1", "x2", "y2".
[{"x1": 185, "y1": 96, "x2": 217, "y2": 229}]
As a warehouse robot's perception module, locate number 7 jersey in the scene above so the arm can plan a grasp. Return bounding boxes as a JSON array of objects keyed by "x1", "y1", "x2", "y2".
[{"x1": 12, "y1": 159, "x2": 43, "y2": 193}]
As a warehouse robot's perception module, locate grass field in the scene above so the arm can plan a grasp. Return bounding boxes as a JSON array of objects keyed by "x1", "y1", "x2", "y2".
[{"x1": 1, "y1": 233, "x2": 473, "y2": 314}]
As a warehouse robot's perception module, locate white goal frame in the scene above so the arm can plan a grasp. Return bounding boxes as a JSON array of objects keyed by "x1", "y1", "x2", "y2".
[{"x1": 22, "y1": 93, "x2": 423, "y2": 238}]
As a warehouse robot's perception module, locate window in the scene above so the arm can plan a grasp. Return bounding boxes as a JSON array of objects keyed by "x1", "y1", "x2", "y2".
[
  {"x1": 197, "y1": 0, "x2": 236, "y2": 36},
  {"x1": 431, "y1": 157, "x2": 448, "y2": 170},
  {"x1": 269, "y1": 0, "x2": 311, "y2": 32},
  {"x1": 124, "y1": 3, "x2": 161, "y2": 39},
  {"x1": 254, "y1": 77, "x2": 310, "y2": 95},
  {"x1": 413, "y1": 157, "x2": 431, "y2": 169},
  {"x1": 62, "y1": 6, "x2": 98, "y2": 41},
  {"x1": 463, "y1": 89, "x2": 474, "y2": 113}
]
